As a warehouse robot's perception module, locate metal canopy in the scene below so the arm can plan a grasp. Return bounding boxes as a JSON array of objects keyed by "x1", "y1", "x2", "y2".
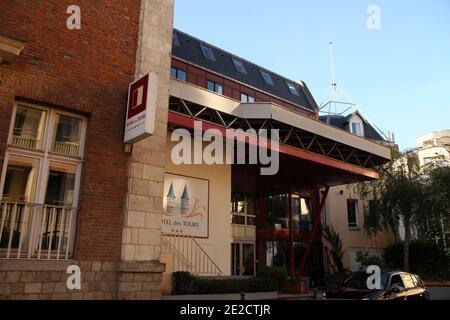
[{"x1": 168, "y1": 96, "x2": 390, "y2": 173}]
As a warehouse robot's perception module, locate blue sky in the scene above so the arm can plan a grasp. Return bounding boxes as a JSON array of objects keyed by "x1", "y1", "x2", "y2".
[{"x1": 173, "y1": 0, "x2": 450, "y2": 150}]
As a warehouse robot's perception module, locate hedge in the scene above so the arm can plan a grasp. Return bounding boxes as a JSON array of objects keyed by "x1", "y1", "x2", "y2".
[
  {"x1": 172, "y1": 272, "x2": 277, "y2": 295},
  {"x1": 383, "y1": 240, "x2": 450, "y2": 279}
]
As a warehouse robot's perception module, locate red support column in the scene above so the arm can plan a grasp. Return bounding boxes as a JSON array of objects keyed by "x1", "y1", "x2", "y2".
[
  {"x1": 298, "y1": 186, "x2": 329, "y2": 277},
  {"x1": 288, "y1": 193, "x2": 294, "y2": 277},
  {"x1": 256, "y1": 195, "x2": 266, "y2": 269}
]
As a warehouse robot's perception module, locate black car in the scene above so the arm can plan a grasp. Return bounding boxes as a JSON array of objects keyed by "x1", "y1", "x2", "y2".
[{"x1": 324, "y1": 270, "x2": 429, "y2": 300}]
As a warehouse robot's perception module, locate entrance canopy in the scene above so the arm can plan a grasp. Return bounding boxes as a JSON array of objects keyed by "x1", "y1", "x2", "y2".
[{"x1": 168, "y1": 79, "x2": 391, "y2": 194}]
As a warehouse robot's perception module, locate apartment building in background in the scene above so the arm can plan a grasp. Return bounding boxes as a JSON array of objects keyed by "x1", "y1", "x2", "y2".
[
  {"x1": 414, "y1": 130, "x2": 450, "y2": 170},
  {"x1": 0, "y1": 0, "x2": 173, "y2": 300},
  {"x1": 319, "y1": 111, "x2": 397, "y2": 272}
]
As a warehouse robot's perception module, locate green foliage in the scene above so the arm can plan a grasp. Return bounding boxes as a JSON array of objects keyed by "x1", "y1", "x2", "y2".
[
  {"x1": 322, "y1": 225, "x2": 345, "y2": 274},
  {"x1": 172, "y1": 272, "x2": 277, "y2": 295},
  {"x1": 383, "y1": 241, "x2": 450, "y2": 277},
  {"x1": 355, "y1": 250, "x2": 382, "y2": 268},
  {"x1": 256, "y1": 266, "x2": 288, "y2": 288},
  {"x1": 172, "y1": 271, "x2": 195, "y2": 295},
  {"x1": 354, "y1": 150, "x2": 450, "y2": 271}
]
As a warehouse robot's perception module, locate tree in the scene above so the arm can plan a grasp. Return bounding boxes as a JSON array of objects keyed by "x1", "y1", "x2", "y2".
[
  {"x1": 355, "y1": 150, "x2": 428, "y2": 271},
  {"x1": 322, "y1": 225, "x2": 345, "y2": 274},
  {"x1": 424, "y1": 166, "x2": 450, "y2": 248}
]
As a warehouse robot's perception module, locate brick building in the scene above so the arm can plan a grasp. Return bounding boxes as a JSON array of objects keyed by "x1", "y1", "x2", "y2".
[{"x1": 0, "y1": 0, "x2": 173, "y2": 299}]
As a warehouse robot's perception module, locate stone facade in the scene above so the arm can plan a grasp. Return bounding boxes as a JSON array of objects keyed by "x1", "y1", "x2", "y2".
[
  {"x1": 0, "y1": 260, "x2": 164, "y2": 300},
  {"x1": 120, "y1": 0, "x2": 174, "y2": 263}
]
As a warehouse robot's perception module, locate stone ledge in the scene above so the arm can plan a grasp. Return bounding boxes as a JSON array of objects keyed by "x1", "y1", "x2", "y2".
[
  {"x1": 0, "y1": 259, "x2": 75, "y2": 271},
  {"x1": 119, "y1": 260, "x2": 165, "y2": 273}
]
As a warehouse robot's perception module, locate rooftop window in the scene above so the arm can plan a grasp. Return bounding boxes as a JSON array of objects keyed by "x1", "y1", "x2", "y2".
[
  {"x1": 200, "y1": 43, "x2": 216, "y2": 62},
  {"x1": 260, "y1": 70, "x2": 274, "y2": 86},
  {"x1": 172, "y1": 32, "x2": 180, "y2": 47},
  {"x1": 286, "y1": 81, "x2": 299, "y2": 96},
  {"x1": 232, "y1": 58, "x2": 247, "y2": 74}
]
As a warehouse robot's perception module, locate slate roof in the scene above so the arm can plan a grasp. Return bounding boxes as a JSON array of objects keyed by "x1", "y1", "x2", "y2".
[
  {"x1": 319, "y1": 112, "x2": 385, "y2": 141},
  {"x1": 172, "y1": 29, "x2": 316, "y2": 112}
]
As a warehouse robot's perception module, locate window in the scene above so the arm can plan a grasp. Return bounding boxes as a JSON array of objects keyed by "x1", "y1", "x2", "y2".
[
  {"x1": 351, "y1": 122, "x2": 363, "y2": 136},
  {"x1": 52, "y1": 114, "x2": 82, "y2": 157},
  {"x1": 1, "y1": 102, "x2": 86, "y2": 259},
  {"x1": 170, "y1": 67, "x2": 187, "y2": 81},
  {"x1": 286, "y1": 81, "x2": 299, "y2": 96},
  {"x1": 260, "y1": 70, "x2": 274, "y2": 85},
  {"x1": 231, "y1": 243, "x2": 255, "y2": 276},
  {"x1": 265, "y1": 194, "x2": 289, "y2": 229},
  {"x1": 231, "y1": 193, "x2": 257, "y2": 226},
  {"x1": 200, "y1": 43, "x2": 216, "y2": 62},
  {"x1": 240, "y1": 93, "x2": 255, "y2": 103},
  {"x1": 172, "y1": 31, "x2": 180, "y2": 47},
  {"x1": 207, "y1": 80, "x2": 223, "y2": 95},
  {"x1": 401, "y1": 274, "x2": 416, "y2": 289},
  {"x1": 11, "y1": 105, "x2": 46, "y2": 150},
  {"x1": 292, "y1": 195, "x2": 312, "y2": 231},
  {"x1": 232, "y1": 58, "x2": 247, "y2": 74},
  {"x1": 389, "y1": 274, "x2": 405, "y2": 288},
  {"x1": 347, "y1": 199, "x2": 358, "y2": 229}
]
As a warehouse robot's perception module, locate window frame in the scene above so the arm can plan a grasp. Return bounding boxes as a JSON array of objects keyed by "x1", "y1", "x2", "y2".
[
  {"x1": 2, "y1": 102, "x2": 86, "y2": 205},
  {"x1": 240, "y1": 93, "x2": 255, "y2": 103},
  {"x1": 231, "y1": 194, "x2": 257, "y2": 227},
  {"x1": 206, "y1": 80, "x2": 223, "y2": 95},
  {"x1": 260, "y1": 70, "x2": 274, "y2": 86},
  {"x1": 231, "y1": 242, "x2": 256, "y2": 276},
  {"x1": 200, "y1": 43, "x2": 216, "y2": 62},
  {"x1": 286, "y1": 81, "x2": 300, "y2": 96},
  {"x1": 172, "y1": 31, "x2": 180, "y2": 47},
  {"x1": 232, "y1": 57, "x2": 247, "y2": 74},
  {"x1": 346, "y1": 199, "x2": 359, "y2": 229},
  {"x1": 1, "y1": 102, "x2": 86, "y2": 257},
  {"x1": 170, "y1": 67, "x2": 187, "y2": 82}
]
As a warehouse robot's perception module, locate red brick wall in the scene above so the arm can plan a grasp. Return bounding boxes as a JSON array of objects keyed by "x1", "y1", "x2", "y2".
[
  {"x1": 0, "y1": 0, "x2": 141, "y2": 260},
  {"x1": 172, "y1": 57, "x2": 317, "y2": 119}
]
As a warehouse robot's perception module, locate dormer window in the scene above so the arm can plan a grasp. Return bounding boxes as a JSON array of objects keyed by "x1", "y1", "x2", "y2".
[
  {"x1": 232, "y1": 58, "x2": 247, "y2": 74},
  {"x1": 200, "y1": 43, "x2": 216, "y2": 62},
  {"x1": 172, "y1": 32, "x2": 180, "y2": 47},
  {"x1": 348, "y1": 113, "x2": 365, "y2": 137},
  {"x1": 286, "y1": 81, "x2": 299, "y2": 96},
  {"x1": 351, "y1": 123, "x2": 363, "y2": 136},
  {"x1": 260, "y1": 70, "x2": 274, "y2": 86}
]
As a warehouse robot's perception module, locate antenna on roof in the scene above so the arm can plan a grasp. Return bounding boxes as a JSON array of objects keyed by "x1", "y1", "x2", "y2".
[
  {"x1": 321, "y1": 42, "x2": 389, "y2": 142},
  {"x1": 329, "y1": 42, "x2": 337, "y2": 116},
  {"x1": 320, "y1": 42, "x2": 356, "y2": 123}
]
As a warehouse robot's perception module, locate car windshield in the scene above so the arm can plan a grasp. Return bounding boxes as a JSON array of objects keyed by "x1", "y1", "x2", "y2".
[{"x1": 343, "y1": 272, "x2": 389, "y2": 290}]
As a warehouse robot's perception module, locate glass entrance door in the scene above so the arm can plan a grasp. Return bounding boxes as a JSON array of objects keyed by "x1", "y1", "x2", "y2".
[{"x1": 231, "y1": 242, "x2": 256, "y2": 276}]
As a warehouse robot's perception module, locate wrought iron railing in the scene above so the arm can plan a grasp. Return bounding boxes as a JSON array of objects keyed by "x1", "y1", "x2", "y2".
[
  {"x1": 0, "y1": 201, "x2": 76, "y2": 260},
  {"x1": 161, "y1": 233, "x2": 222, "y2": 275}
]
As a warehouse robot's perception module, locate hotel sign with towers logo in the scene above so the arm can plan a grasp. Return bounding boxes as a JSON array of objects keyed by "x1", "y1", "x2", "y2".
[{"x1": 162, "y1": 173, "x2": 209, "y2": 238}]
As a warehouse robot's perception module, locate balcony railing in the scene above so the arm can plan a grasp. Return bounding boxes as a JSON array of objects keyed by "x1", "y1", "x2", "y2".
[
  {"x1": 0, "y1": 201, "x2": 76, "y2": 260},
  {"x1": 52, "y1": 142, "x2": 79, "y2": 157},
  {"x1": 11, "y1": 135, "x2": 38, "y2": 149}
]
